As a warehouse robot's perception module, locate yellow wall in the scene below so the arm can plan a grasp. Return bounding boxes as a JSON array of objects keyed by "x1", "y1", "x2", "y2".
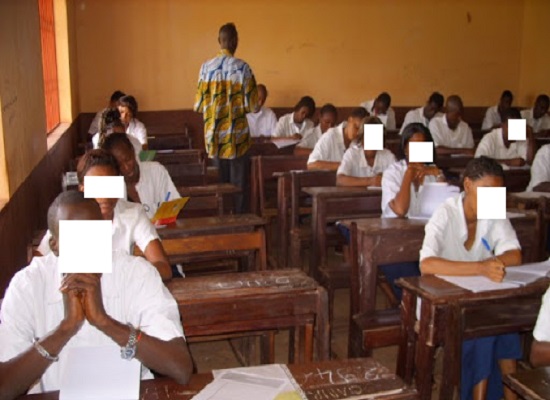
[
  {"x1": 74, "y1": 0, "x2": 527, "y2": 111},
  {"x1": 0, "y1": 0, "x2": 48, "y2": 196},
  {"x1": 519, "y1": 0, "x2": 550, "y2": 107}
]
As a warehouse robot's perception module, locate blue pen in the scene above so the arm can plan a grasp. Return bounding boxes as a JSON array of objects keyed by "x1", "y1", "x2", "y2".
[
  {"x1": 165, "y1": 191, "x2": 171, "y2": 202},
  {"x1": 481, "y1": 237, "x2": 492, "y2": 254}
]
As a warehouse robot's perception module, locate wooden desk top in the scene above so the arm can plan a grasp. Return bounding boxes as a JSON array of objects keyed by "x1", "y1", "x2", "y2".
[
  {"x1": 504, "y1": 367, "x2": 550, "y2": 400},
  {"x1": 19, "y1": 358, "x2": 417, "y2": 400},
  {"x1": 177, "y1": 183, "x2": 241, "y2": 196},
  {"x1": 157, "y1": 214, "x2": 265, "y2": 239},
  {"x1": 304, "y1": 186, "x2": 382, "y2": 198},
  {"x1": 340, "y1": 216, "x2": 427, "y2": 235}
]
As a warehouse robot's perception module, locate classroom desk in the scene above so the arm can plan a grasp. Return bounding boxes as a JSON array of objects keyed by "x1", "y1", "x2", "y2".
[
  {"x1": 177, "y1": 183, "x2": 240, "y2": 215},
  {"x1": 18, "y1": 358, "x2": 418, "y2": 400},
  {"x1": 436, "y1": 155, "x2": 474, "y2": 170},
  {"x1": 503, "y1": 367, "x2": 550, "y2": 400},
  {"x1": 396, "y1": 275, "x2": 550, "y2": 400},
  {"x1": 248, "y1": 137, "x2": 297, "y2": 156}
]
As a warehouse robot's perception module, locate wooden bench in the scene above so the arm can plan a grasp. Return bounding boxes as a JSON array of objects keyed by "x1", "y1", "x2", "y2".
[
  {"x1": 166, "y1": 269, "x2": 330, "y2": 364},
  {"x1": 153, "y1": 149, "x2": 205, "y2": 165},
  {"x1": 147, "y1": 133, "x2": 192, "y2": 150},
  {"x1": 164, "y1": 162, "x2": 208, "y2": 187}
]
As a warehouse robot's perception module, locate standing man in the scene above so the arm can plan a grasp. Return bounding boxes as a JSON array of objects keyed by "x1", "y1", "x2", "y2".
[{"x1": 194, "y1": 23, "x2": 258, "y2": 213}]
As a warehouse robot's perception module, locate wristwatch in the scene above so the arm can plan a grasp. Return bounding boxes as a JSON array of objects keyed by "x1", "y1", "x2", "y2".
[{"x1": 121, "y1": 324, "x2": 139, "y2": 360}]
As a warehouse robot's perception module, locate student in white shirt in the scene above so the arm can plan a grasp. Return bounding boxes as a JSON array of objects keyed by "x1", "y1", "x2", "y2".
[
  {"x1": 521, "y1": 94, "x2": 550, "y2": 134},
  {"x1": 337, "y1": 116, "x2": 396, "y2": 187},
  {"x1": 0, "y1": 191, "x2": 192, "y2": 397},
  {"x1": 273, "y1": 96, "x2": 316, "y2": 139},
  {"x1": 307, "y1": 107, "x2": 368, "y2": 171},
  {"x1": 481, "y1": 90, "x2": 514, "y2": 131},
  {"x1": 118, "y1": 95, "x2": 148, "y2": 149},
  {"x1": 360, "y1": 92, "x2": 396, "y2": 130},
  {"x1": 295, "y1": 103, "x2": 338, "y2": 155},
  {"x1": 36, "y1": 150, "x2": 172, "y2": 280},
  {"x1": 420, "y1": 156, "x2": 522, "y2": 400},
  {"x1": 475, "y1": 107, "x2": 535, "y2": 167},
  {"x1": 530, "y1": 286, "x2": 550, "y2": 367},
  {"x1": 527, "y1": 144, "x2": 550, "y2": 192},
  {"x1": 102, "y1": 133, "x2": 180, "y2": 220},
  {"x1": 246, "y1": 84, "x2": 277, "y2": 137},
  {"x1": 429, "y1": 95, "x2": 475, "y2": 156},
  {"x1": 87, "y1": 90, "x2": 125, "y2": 137},
  {"x1": 91, "y1": 108, "x2": 142, "y2": 156},
  {"x1": 399, "y1": 92, "x2": 444, "y2": 135}
]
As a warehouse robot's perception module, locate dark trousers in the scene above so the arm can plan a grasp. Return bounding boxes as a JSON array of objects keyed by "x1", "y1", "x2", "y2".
[{"x1": 212, "y1": 153, "x2": 250, "y2": 214}]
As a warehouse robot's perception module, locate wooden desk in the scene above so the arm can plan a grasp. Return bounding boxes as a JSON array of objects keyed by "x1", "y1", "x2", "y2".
[
  {"x1": 504, "y1": 367, "x2": 550, "y2": 400},
  {"x1": 397, "y1": 275, "x2": 550, "y2": 400},
  {"x1": 437, "y1": 155, "x2": 473, "y2": 170},
  {"x1": 177, "y1": 183, "x2": 240, "y2": 216},
  {"x1": 167, "y1": 269, "x2": 330, "y2": 363},
  {"x1": 18, "y1": 358, "x2": 417, "y2": 399}
]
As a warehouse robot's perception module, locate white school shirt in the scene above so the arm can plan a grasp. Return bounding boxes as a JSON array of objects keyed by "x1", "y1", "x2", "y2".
[
  {"x1": 474, "y1": 128, "x2": 527, "y2": 161},
  {"x1": 399, "y1": 107, "x2": 429, "y2": 135},
  {"x1": 381, "y1": 159, "x2": 437, "y2": 218},
  {"x1": 533, "y1": 286, "x2": 550, "y2": 342},
  {"x1": 428, "y1": 114, "x2": 474, "y2": 149},
  {"x1": 88, "y1": 110, "x2": 103, "y2": 135},
  {"x1": 307, "y1": 123, "x2": 347, "y2": 164},
  {"x1": 521, "y1": 108, "x2": 550, "y2": 134},
  {"x1": 337, "y1": 145, "x2": 396, "y2": 178},
  {"x1": 360, "y1": 99, "x2": 396, "y2": 130},
  {"x1": 419, "y1": 192, "x2": 521, "y2": 262},
  {"x1": 273, "y1": 113, "x2": 315, "y2": 138},
  {"x1": 0, "y1": 252, "x2": 184, "y2": 394},
  {"x1": 527, "y1": 144, "x2": 550, "y2": 191},
  {"x1": 37, "y1": 199, "x2": 159, "y2": 256},
  {"x1": 134, "y1": 161, "x2": 180, "y2": 219},
  {"x1": 246, "y1": 106, "x2": 277, "y2": 137},
  {"x1": 481, "y1": 105, "x2": 502, "y2": 131},
  {"x1": 91, "y1": 132, "x2": 142, "y2": 157},
  {"x1": 298, "y1": 125, "x2": 322, "y2": 149},
  {"x1": 127, "y1": 118, "x2": 148, "y2": 146}
]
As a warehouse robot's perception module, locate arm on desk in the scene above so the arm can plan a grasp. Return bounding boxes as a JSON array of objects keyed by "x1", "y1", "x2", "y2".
[
  {"x1": 530, "y1": 340, "x2": 550, "y2": 367},
  {"x1": 337, "y1": 173, "x2": 382, "y2": 187},
  {"x1": 307, "y1": 161, "x2": 340, "y2": 171},
  {"x1": 143, "y1": 239, "x2": 172, "y2": 281}
]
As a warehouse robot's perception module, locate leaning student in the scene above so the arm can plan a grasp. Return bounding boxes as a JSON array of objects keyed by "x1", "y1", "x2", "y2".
[
  {"x1": 420, "y1": 156, "x2": 522, "y2": 400},
  {"x1": 273, "y1": 96, "x2": 316, "y2": 139}
]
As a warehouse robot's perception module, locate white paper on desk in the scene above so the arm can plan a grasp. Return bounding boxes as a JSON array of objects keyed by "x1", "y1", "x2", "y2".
[
  {"x1": 414, "y1": 183, "x2": 459, "y2": 219},
  {"x1": 506, "y1": 259, "x2": 550, "y2": 280},
  {"x1": 506, "y1": 211, "x2": 526, "y2": 219},
  {"x1": 273, "y1": 139, "x2": 301, "y2": 149},
  {"x1": 449, "y1": 153, "x2": 472, "y2": 158},
  {"x1": 156, "y1": 149, "x2": 175, "y2": 154},
  {"x1": 60, "y1": 345, "x2": 141, "y2": 400},
  {"x1": 501, "y1": 164, "x2": 531, "y2": 171},
  {"x1": 436, "y1": 275, "x2": 520, "y2": 293}
]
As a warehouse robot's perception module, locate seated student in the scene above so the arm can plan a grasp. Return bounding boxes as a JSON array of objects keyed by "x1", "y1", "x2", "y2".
[
  {"x1": 521, "y1": 94, "x2": 550, "y2": 134},
  {"x1": 36, "y1": 150, "x2": 172, "y2": 280},
  {"x1": 360, "y1": 92, "x2": 396, "y2": 130},
  {"x1": 92, "y1": 108, "x2": 142, "y2": 156},
  {"x1": 337, "y1": 116, "x2": 396, "y2": 187},
  {"x1": 399, "y1": 92, "x2": 444, "y2": 135},
  {"x1": 102, "y1": 133, "x2": 179, "y2": 220},
  {"x1": 475, "y1": 107, "x2": 535, "y2": 167},
  {"x1": 118, "y1": 95, "x2": 148, "y2": 149},
  {"x1": 307, "y1": 107, "x2": 368, "y2": 171},
  {"x1": 295, "y1": 103, "x2": 338, "y2": 155},
  {"x1": 429, "y1": 95, "x2": 475, "y2": 156},
  {"x1": 530, "y1": 286, "x2": 550, "y2": 367},
  {"x1": 482, "y1": 90, "x2": 514, "y2": 131},
  {"x1": 88, "y1": 90, "x2": 125, "y2": 137},
  {"x1": 380, "y1": 123, "x2": 443, "y2": 299},
  {"x1": 246, "y1": 84, "x2": 277, "y2": 137},
  {"x1": 273, "y1": 96, "x2": 316, "y2": 139},
  {"x1": 527, "y1": 143, "x2": 550, "y2": 191},
  {"x1": 420, "y1": 156, "x2": 522, "y2": 400},
  {"x1": 0, "y1": 191, "x2": 193, "y2": 397}
]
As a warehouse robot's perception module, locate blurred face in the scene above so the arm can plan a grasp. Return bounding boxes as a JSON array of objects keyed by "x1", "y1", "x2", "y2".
[
  {"x1": 498, "y1": 96, "x2": 512, "y2": 113},
  {"x1": 293, "y1": 106, "x2": 310, "y2": 124},
  {"x1": 464, "y1": 175, "x2": 504, "y2": 212},
  {"x1": 110, "y1": 144, "x2": 139, "y2": 185},
  {"x1": 374, "y1": 100, "x2": 388, "y2": 115},
  {"x1": 319, "y1": 112, "x2": 337, "y2": 133},
  {"x1": 405, "y1": 132, "x2": 427, "y2": 163},
  {"x1": 256, "y1": 88, "x2": 267, "y2": 111},
  {"x1": 345, "y1": 117, "x2": 362, "y2": 141},
  {"x1": 118, "y1": 105, "x2": 132, "y2": 125},
  {"x1": 446, "y1": 109, "x2": 462, "y2": 130},
  {"x1": 534, "y1": 99, "x2": 549, "y2": 119},
  {"x1": 423, "y1": 102, "x2": 440, "y2": 120},
  {"x1": 78, "y1": 165, "x2": 119, "y2": 221}
]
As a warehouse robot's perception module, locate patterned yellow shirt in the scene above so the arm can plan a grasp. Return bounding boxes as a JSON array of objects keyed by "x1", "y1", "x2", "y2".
[{"x1": 194, "y1": 49, "x2": 258, "y2": 159}]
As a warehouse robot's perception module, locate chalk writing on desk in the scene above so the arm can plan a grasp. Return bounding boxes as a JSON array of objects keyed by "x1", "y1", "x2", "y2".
[{"x1": 210, "y1": 276, "x2": 313, "y2": 290}]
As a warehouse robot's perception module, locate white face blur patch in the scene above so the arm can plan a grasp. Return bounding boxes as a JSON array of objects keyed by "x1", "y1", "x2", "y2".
[
  {"x1": 408, "y1": 142, "x2": 434, "y2": 163},
  {"x1": 507, "y1": 119, "x2": 526, "y2": 141},
  {"x1": 363, "y1": 124, "x2": 384, "y2": 150},
  {"x1": 477, "y1": 187, "x2": 506, "y2": 220}
]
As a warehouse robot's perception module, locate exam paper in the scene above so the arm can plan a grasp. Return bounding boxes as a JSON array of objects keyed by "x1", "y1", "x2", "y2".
[
  {"x1": 272, "y1": 139, "x2": 301, "y2": 149},
  {"x1": 414, "y1": 183, "x2": 459, "y2": 219},
  {"x1": 436, "y1": 275, "x2": 520, "y2": 293}
]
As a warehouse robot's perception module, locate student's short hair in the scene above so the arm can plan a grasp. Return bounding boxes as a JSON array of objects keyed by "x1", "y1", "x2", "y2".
[
  {"x1": 219, "y1": 23, "x2": 238, "y2": 40},
  {"x1": 536, "y1": 94, "x2": 550, "y2": 106},
  {"x1": 319, "y1": 103, "x2": 337, "y2": 117},
  {"x1": 355, "y1": 116, "x2": 384, "y2": 146},
  {"x1": 99, "y1": 108, "x2": 121, "y2": 132},
  {"x1": 102, "y1": 132, "x2": 135, "y2": 154},
  {"x1": 349, "y1": 107, "x2": 369, "y2": 120},
  {"x1": 376, "y1": 92, "x2": 392, "y2": 108},
  {"x1": 428, "y1": 92, "x2": 444, "y2": 108},
  {"x1": 257, "y1": 84, "x2": 267, "y2": 96},
  {"x1": 118, "y1": 95, "x2": 138, "y2": 117},
  {"x1": 501, "y1": 90, "x2": 514, "y2": 101},
  {"x1": 502, "y1": 107, "x2": 521, "y2": 121},
  {"x1": 110, "y1": 90, "x2": 126, "y2": 103},
  {"x1": 446, "y1": 95, "x2": 464, "y2": 112},
  {"x1": 77, "y1": 149, "x2": 120, "y2": 184},
  {"x1": 47, "y1": 190, "x2": 98, "y2": 237},
  {"x1": 294, "y1": 96, "x2": 316, "y2": 118},
  {"x1": 399, "y1": 123, "x2": 435, "y2": 161},
  {"x1": 463, "y1": 156, "x2": 504, "y2": 182}
]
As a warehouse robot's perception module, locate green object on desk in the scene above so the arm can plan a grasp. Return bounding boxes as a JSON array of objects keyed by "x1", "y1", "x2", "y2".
[{"x1": 139, "y1": 150, "x2": 157, "y2": 162}]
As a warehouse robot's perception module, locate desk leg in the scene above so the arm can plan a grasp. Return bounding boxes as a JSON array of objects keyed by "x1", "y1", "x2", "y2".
[
  {"x1": 439, "y1": 304, "x2": 460, "y2": 400},
  {"x1": 397, "y1": 288, "x2": 417, "y2": 383},
  {"x1": 277, "y1": 177, "x2": 288, "y2": 268},
  {"x1": 415, "y1": 298, "x2": 436, "y2": 400},
  {"x1": 316, "y1": 286, "x2": 330, "y2": 361}
]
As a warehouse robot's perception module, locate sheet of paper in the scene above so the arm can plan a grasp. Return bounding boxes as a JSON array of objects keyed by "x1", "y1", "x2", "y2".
[
  {"x1": 414, "y1": 183, "x2": 459, "y2": 219},
  {"x1": 436, "y1": 275, "x2": 520, "y2": 293},
  {"x1": 60, "y1": 345, "x2": 141, "y2": 400},
  {"x1": 506, "y1": 259, "x2": 550, "y2": 277},
  {"x1": 504, "y1": 269, "x2": 543, "y2": 286},
  {"x1": 272, "y1": 139, "x2": 301, "y2": 149}
]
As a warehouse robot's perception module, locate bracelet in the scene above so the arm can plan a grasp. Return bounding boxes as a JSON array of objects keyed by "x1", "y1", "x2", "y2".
[{"x1": 33, "y1": 338, "x2": 59, "y2": 362}]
